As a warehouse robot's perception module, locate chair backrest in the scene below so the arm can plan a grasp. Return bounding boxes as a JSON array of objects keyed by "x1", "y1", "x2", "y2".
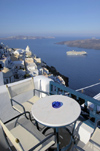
[
  {"x1": 91, "y1": 127, "x2": 100, "y2": 145},
  {"x1": 6, "y1": 78, "x2": 35, "y2": 99},
  {"x1": 0, "y1": 119, "x2": 23, "y2": 151}
]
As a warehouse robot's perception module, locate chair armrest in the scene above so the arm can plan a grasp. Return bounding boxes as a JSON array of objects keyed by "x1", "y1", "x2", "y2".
[
  {"x1": 11, "y1": 99, "x2": 31, "y2": 120},
  {"x1": 73, "y1": 145, "x2": 85, "y2": 151},
  {"x1": 34, "y1": 89, "x2": 50, "y2": 96},
  {"x1": 90, "y1": 139, "x2": 100, "y2": 148},
  {"x1": 29, "y1": 133, "x2": 55, "y2": 151},
  {"x1": 4, "y1": 112, "x2": 30, "y2": 125},
  {"x1": 11, "y1": 99, "x2": 26, "y2": 113}
]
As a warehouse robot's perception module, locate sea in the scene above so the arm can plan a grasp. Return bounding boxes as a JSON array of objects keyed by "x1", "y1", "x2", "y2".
[{"x1": 0, "y1": 37, "x2": 100, "y2": 97}]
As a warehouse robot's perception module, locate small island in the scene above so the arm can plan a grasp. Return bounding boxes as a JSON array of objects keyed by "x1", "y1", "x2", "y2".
[
  {"x1": 0, "y1": 35, "x2": 55, "y2": 40},
  {"x1": 56, "y1": 39, "x2": 100, "y2": 50}
]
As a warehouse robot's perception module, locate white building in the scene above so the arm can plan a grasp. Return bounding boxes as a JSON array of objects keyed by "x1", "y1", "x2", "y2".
[
  {"x1": 26, "y1": 63, "x2": 38, "y2": 77},
  {"x1": 4, "y1": 56, "x2": 11, "y2": 67},
  {"x1": 43, "y1": 67, "x2": 49, "y2": 75},
  {"x1": 25, "y1": 58, "x2": 38, "y2": 76},
  {"x1": 38, "y1": 68, "x2": 43, "y2": 75},
  {"x1": 2, "y1": 67, "x2": 14, "y2": 84},
  {"x1": 13, "y1": 61, "x2": 25, "y2": 69},
  {"x1": 0, "y1": 56, "x2": 11, "y2": 70},
  {"x1": 27, "y1": 63, "x2": 36, "y2": 71},
  {"x1": 25, "y1": 46, "x2": 32, "y2": 57},
  {"x1": 26, "y1": 45, "x2": 30, "y2": 52},
  {"x1": 34, "y1": 56, "x2": 41, "y2": 64},
  {"x1": 25, "y1": 58, "x2": 34, "y2": 65},
  {"x1": 13, "y1": 49, "x2": 24, "y2": 55}
]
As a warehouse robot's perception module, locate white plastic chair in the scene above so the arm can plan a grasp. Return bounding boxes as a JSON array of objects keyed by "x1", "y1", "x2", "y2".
[
  {"x1": 0, "y1": 114, "x2": 55, "y2": 151},
  {"x1": 6, "y1": 78, "x2": 43, "y2": 120}
]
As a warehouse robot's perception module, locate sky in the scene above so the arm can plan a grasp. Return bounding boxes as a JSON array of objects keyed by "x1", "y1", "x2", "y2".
[{"x1": 0, "y1": 0, "x2": 100, "y2": 37}]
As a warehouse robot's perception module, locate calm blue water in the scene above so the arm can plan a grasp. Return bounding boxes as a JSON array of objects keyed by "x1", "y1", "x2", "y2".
[{"x1": 1, "y1": 37, "x2": 100, "y2": 97}]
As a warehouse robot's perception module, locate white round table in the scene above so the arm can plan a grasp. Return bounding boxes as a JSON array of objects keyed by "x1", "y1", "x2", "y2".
[
  {"x1": 31, "y1": 95, "x2": 81, "y2": 151},
  {"x1": 32, "y1": 95, "x2": 81, "y2": 127}
]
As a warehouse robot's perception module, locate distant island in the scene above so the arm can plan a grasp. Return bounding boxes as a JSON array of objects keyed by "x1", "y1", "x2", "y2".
[
  {"x1": 0, "y1": 35, "x2": 55, "y2": 40},
  {"x1": 56, "y1": 39, "x2": 100, "y2": 50}
]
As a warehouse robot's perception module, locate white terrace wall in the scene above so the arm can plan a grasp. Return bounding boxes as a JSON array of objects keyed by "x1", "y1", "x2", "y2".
[{"x1": 0, "y1": 75, "x2": 52, "y2": 122}]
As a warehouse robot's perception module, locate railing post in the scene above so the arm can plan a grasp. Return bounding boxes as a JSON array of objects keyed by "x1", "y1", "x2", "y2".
[
  {"x1": 76, "y1": 96, "x2": 79, "y2": 101},
  {"x1": 56, "y1": 87, "x2": 58, "y2": 94},
  {"x1": 69, "y1": 93, "x2": 71, "y2": 97},
  {"x1": 84, "y1": 101, "x2": 87, "y2": 110},
  {"x1": 49, "y1": 82, "x2": 52, "y2": 94},
  {"x1": 93, "y1": 105, "x2": 97, "y2": 115}
]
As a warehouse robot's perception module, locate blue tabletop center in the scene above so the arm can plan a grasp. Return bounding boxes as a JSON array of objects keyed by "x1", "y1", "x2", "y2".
[{"x1": 52, "y1": 101, "x2": 63, "y2": 108}]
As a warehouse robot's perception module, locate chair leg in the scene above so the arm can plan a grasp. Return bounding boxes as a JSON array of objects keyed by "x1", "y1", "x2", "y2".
[
  {"x1": 35, "y1": 121, "x2": 39, "y2": 130},
  {"x1": 24, "y1": 112, "x2": 32, "y2": 121},
  {"x1": 2, "y1": 129, "x2": 13, "y2": 151}
]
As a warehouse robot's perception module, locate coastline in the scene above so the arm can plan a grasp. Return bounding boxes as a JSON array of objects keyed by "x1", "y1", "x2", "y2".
[
  {"x1": 56, "y1": 39, "x2": 100, "y2": 50},
  {"x1": 45, "y1": 65, "x2": 69, "y2": 86},
  {"x1": 0, "y1": 42, "x2": 69, "y2": 87},
  {"x1": 0, "y1": 36, "x2": 55, "y2": 40}
]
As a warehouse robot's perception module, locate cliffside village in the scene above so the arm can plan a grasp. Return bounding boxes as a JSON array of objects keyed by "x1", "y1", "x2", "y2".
[{"x1": 0, "y1": 43, "x2": 66, "y2": 86}]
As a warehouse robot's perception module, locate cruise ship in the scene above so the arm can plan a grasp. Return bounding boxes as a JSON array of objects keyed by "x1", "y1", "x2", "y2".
[{"x1": 67, "y1": 50, "x2": 87, "y2": 55}]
